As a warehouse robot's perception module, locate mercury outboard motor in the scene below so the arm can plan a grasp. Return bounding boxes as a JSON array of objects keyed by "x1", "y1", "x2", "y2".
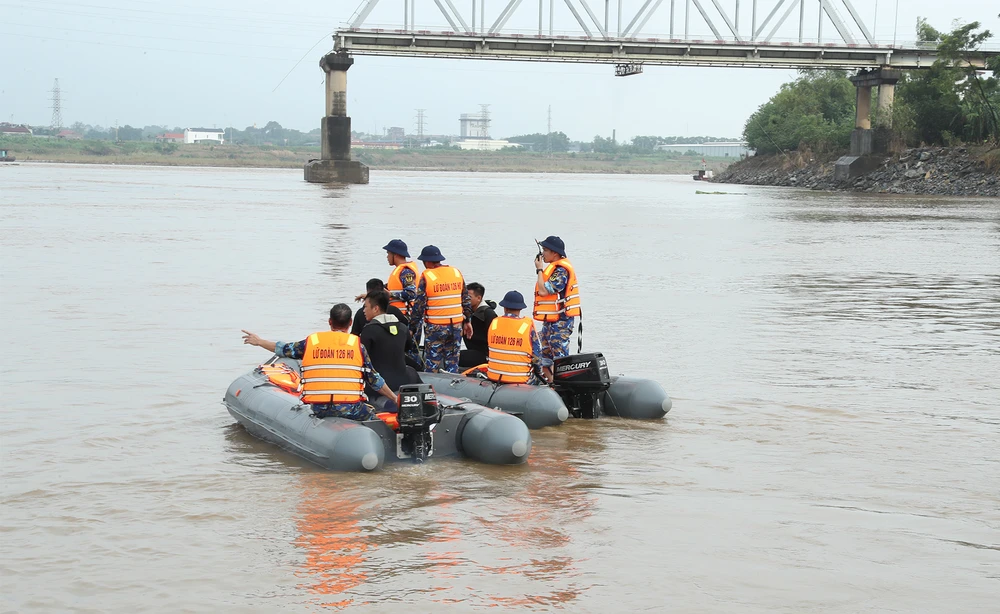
[
  {"x1": 396, "y1": 383, "x2": 441, "y2": 462},
  {"x1": 551, "y1": 353, "x2": 611, "y2": 419}
]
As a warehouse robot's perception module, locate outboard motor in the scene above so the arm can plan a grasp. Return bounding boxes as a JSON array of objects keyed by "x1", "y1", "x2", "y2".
[
  {"x1": 551, "y1": 353, "x2": 611, "y2": 419},
  {"x1": 396, "y1": 383, "x2": 441, "y2": 462}
]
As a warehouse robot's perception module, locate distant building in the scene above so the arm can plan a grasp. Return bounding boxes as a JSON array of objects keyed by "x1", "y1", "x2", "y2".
[
  {"x1": 156, "y1": 132, "x2": 185, "y2": 143},
  {"x1": 56, "y1": 130, "x2": 82, "y2": 140},
  {"x1": 0, "y1": 123, "x2": 33, "y2": 136},
  {"x1": 456, "y1": 139, "x2": 521, "y2": 151},
  {"x1": 459, "y1": 114, "x2": 489, "y2": 140},
  {"x1": 386, "y1": 126, "x2": 405, "y2": 140},
  {"x1": 654, "y1": 141, "x2": 753, "y2": 157},
  {"x1": 184, "y1": 128, "x2": 224, "y2": 144}
]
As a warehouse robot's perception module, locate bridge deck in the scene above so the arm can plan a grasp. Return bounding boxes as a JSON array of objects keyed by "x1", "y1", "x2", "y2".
[{"x1": 335, "y1": 30, "x2": 996, "y2": 70}]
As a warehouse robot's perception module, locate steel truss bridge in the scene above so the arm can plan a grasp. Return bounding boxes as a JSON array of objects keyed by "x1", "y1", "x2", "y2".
[{"x1": 338, "y1": 0, "x2": 998, "y2": 70}]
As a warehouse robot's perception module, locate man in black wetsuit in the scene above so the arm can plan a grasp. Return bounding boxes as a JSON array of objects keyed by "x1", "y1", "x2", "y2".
[
  {"x1": 459, "y1": 282, "x2": 498, "y2": 369},
  {"x1": 351, "y1": 278, "x2": 408, "y2": 336},
  {"x1": 359, "y1": 290, "x2": 420, "y2": 409}
]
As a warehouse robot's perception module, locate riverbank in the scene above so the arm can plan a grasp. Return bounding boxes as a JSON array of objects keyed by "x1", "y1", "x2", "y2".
[
  {"x1": 714, "y1": 146, "x2": 1000, "y2": 197},
  {"x1": 0, "y1": 137, "x2": 733, "y2": 175}
]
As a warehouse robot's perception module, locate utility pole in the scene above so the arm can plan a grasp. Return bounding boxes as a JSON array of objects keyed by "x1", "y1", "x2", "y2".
[{"x1": 50, "y1": 78, "x2": 63, "y2": 130}]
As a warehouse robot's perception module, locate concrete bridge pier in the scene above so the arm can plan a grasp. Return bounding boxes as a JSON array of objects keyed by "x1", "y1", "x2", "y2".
[
  {"x1": 304, "y1": 52, "x2": 369, "y2": 184},
  {"x1": 835, "y1": 67, "x2": 901, "y2": 181}
]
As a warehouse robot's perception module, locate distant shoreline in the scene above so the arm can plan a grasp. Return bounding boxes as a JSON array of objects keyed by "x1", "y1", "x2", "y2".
[
  {"x1": 1, "y1": 138, "x2": 738, "y2": 176},
  {"x1": 6, "y1": 158, "x2": 718, "y2": 175}
]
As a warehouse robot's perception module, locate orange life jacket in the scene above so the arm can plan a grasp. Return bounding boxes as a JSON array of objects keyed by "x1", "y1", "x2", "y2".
[
  {"x1": 487, "y1": 316, "x2": 535, "y2": 383},
  {"x1": 387, "y1": 261, "x2": 419, "y2": 315},
  {"x1": 422, "y1": 266, "x2": 466, "y2": 326},
  {"x1": 376, "y1": 412, "x2": 399, "y2": 431},
  {"x1": 533, "y1": 258, "x2": 581, "y2": 322},
  {"x1": 260, "y1": 363, "x2": 300, "y2": 395},
  {"x1": 300, "y1": 331, "x2": 365, "y2": 404}
]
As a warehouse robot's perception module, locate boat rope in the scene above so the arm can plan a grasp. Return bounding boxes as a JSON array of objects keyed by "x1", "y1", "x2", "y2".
[
  {"x1": 485, "y1": 382, "x2": 502, "y2": 408},
  {"x1": 604, "y1": 388, "x2": 621, "y2": 416}
]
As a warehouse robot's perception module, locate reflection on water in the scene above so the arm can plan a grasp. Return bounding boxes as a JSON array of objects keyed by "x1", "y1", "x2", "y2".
[
  {"x1": 294, "y1": 476, "x2": 373, "y2": 610},
  {"x1": 2, "y1": 165, "x2": 999, "y2": 613},
  {"x1": 320, "y1": 189, "x2": 352, "y2": 282}
]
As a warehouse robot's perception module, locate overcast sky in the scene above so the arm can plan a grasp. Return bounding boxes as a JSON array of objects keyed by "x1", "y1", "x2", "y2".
[{"x1": 1, "y1": 1, "x2": 997, "y2": 140}]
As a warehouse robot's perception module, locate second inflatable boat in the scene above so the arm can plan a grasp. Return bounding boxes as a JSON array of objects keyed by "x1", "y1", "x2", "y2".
[{"x1": 420, "y1": 351, "x2": 672, "y2": 429}]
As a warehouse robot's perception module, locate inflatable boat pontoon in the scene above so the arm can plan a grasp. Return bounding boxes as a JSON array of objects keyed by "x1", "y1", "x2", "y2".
[
  {"x1": 421, "y1": 352, "x2": 672, "y2": 429},
  {"x1": 224, "y1": 358, "x2": 531, "y2": 472}
]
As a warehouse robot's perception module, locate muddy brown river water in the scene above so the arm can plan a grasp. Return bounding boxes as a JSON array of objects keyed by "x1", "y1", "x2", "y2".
[{"x1": 1, "y1": 164, "x2": 998, "y2": 612}]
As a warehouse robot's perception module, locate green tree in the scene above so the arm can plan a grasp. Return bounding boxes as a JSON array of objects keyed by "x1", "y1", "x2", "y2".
[
  {"x1": 505, "y1": 131, "x2": 570, "y2": 151},
  {"x1": 897, "y1": 19, "x2": 999, "y2": 144},
  {"x1": 742, "y1": 71, "x2": 855, "y2": 154},
  {"x1": 592, "y1": 135, "x2": 618, "y2": 153},
  {"x1": 117, "y1": 125, "x2": 143, "y2": 141}
]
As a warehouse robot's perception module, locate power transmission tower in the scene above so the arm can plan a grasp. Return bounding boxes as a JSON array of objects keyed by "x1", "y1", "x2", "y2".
[
  {"x1": 547, "y1": 105, "x2": 552, "y2": 153},
  {"x1": 415, "y1": 109, "x2": 426, "y2": 139},
  {"x1": 479, "y1": 104, "x2": 491, "y2": 139},
  {"x1": 50, "y1": 79, "x2": 63, "y2": 130}
]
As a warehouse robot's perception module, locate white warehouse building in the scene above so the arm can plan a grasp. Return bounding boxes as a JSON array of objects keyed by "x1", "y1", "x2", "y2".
[
  {"x1": 184, "y1": 128, "x2": 224, "y2": 144},
  {"x1": 655, "y1": 142, "x2": 753, "y2": 157}
]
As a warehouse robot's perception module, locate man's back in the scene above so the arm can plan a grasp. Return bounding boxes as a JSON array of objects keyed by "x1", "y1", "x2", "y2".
[
  {"x1": 359, "y1": 316, "x2": 410, "y2": 393},
  {"x1": 465, "y1": 300, "x2": 498, "y2": 355}
]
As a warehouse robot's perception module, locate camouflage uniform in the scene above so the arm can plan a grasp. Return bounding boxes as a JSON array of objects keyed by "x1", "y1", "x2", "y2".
[
  {"x1": 524, "y1": 320, "x2": 551, "y2": 385},
  {"x1": 538, "y1": 265, "x2": 576, "y2": 361},
  {"x1": 422, "y1": 323, "x2": 464, "y2": 373},
  {"x1": 409, "y1": 273, "x2": 473, "y2": 373},
  {"x1": 275, "y1": 339, "x2": 384, "y2": 420}
]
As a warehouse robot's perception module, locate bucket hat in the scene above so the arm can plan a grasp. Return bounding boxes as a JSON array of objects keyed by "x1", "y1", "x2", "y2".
[
  {"x1": 538, "y1": 235, "x2": 566, "y2": 257},
  {"x1": 498, "y1": 290, "x2": 527, "y2": 311},
  {"x1": 417, "y1": 245, "x2": 445, "y2": 262},
  {"x1": 382, "y1": 239, "x2": 409, "y2": 258}
]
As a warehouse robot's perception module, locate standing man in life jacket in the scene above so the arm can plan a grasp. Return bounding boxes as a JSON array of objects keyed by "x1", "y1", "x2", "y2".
[
  {"x1": 241, "y1": 303, "x2": 398, "y2": 420},
  {"x1": 408, "y1": 245, "x2": 473, "y2": 373},
  {"x1": 533, "y1": 235, "x2": 581, "y2": 361},
  {"x1": 487, "y1": 290, "x2": 551, "y2": 385},
  {"x1": 356, "y1": 239, "x2": 419, "y2": 322}
]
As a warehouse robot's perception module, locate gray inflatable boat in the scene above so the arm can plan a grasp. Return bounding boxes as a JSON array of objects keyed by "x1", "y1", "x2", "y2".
[
  {"x1": 224, "y1": 359, "x2": 532, "y2": 472},
  {"x1": 421, "y1": 351, "x2": 672, "y2": 428}
]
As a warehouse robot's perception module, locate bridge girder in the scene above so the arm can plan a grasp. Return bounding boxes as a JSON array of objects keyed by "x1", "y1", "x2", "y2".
[
  {"x1": 334, "y1": 30, "x2": 966, "y2": 70},
  {"x1": 339, "y1": 0, "x2": 998, "y2": 70}
]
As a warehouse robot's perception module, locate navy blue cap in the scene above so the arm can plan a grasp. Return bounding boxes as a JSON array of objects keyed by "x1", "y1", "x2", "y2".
[
  {"x1": 498, "y1": 290, "x2": 527, "y2": 311},
  {"x1": 382, "y1": 239, "x2": 409, "y2": 258},
  {"x1": 417, "y1": 245, "x2": 445, "y2": 262},
  {"x1": 538, "y1": 235, "x2": 566, "y2": 257}
]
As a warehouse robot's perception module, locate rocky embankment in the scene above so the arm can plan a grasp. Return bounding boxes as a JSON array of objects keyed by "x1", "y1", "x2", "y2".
[{"x1": 714, "y1": 147, "x2": 1000, "y2": 197}]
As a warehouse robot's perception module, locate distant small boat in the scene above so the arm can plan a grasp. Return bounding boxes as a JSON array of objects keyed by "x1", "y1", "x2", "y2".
[
  {"x1": 693, "y1": 158, "x2": 712, "y2": 181},
  {"x1": 0, "y1": 149, "x2": 15, "y2": 162}
]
